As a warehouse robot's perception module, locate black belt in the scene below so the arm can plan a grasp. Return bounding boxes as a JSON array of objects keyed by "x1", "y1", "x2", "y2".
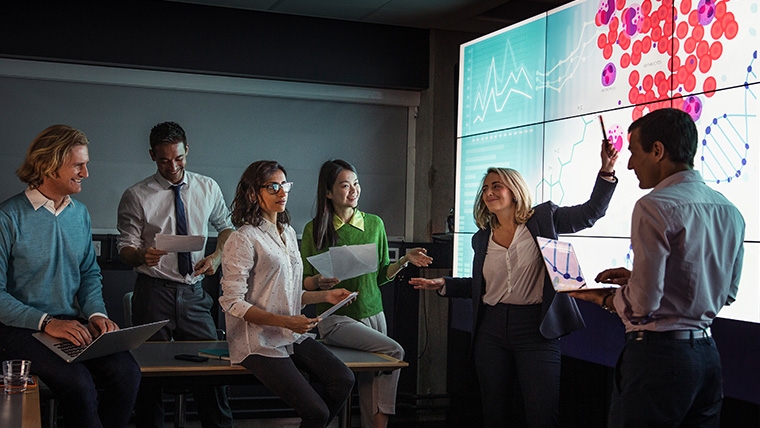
[
  {"x1": 626, "y1": 328, "x2": 711, "y2": 342},
  {"x1": 137, "y1": 273, "x2": 194, "y2": 287}
]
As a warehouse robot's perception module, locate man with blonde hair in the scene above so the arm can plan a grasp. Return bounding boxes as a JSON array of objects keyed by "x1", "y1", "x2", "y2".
[{"x1": 0, "y1": 125, "x2": 141, "y2": 428}]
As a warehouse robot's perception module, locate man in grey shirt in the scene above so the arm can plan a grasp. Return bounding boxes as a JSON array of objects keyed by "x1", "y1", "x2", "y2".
[{"x1": 571, "y1": 108, "x2": 745, "y2": 427}]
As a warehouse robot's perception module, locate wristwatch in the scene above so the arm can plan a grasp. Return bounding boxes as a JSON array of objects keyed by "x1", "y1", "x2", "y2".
[
  {"x1": 398, "y1": 257, "x2": 409, "y2": 269},
  {"x1": 601, "y1": 292, "x2": 617, "y2": 313},
  {"x1": 41, "y1": 314, "x2": 54, "y2": 332}
]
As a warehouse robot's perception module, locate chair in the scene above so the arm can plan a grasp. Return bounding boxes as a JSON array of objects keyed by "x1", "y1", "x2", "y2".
[{"x1": 124, "y1": 291, "x2": 190, "y2": 428}]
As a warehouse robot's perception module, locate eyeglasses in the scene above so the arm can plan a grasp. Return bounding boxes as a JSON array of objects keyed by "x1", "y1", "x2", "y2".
[{"x1": 261, "y1": 182, "x2": 293, "y2": 194}]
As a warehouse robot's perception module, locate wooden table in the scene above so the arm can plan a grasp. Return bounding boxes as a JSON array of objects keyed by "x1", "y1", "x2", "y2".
[
  {"x1": 132, "y1": 341, "x2": 408, "y2": 428},
  {"x1": 0, "y1": 376, "x2": 41, "y2": 428}
]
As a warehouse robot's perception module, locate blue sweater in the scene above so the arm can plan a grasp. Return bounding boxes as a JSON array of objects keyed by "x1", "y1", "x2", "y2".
[{"x1": 0, "y1": 192, "x2": 106, "y2": 330}]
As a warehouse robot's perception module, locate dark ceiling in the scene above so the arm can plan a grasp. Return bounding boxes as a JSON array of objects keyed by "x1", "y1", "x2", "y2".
[{"x1": 171, "y1": 0, "x2": 575, "y2": 34}]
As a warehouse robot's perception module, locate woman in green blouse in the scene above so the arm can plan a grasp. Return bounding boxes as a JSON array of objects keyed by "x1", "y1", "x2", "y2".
[{"x1": 301, "y1": 159, "x2": 432, "y2": 428}]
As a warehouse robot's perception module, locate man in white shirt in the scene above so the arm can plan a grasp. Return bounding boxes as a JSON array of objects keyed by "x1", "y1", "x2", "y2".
[
  {"x1": 117, "y1": 121, "x2": 234, "y2": 428},
  {"x1": 571, "y1": 108, "x2": 745, "y2": 427}
]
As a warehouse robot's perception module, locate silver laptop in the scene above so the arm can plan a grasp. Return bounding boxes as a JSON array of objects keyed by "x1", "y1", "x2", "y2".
[
  {"x1": 33, "y1": 319, "x2": 168, "y2": 363},
  {"x1": 536, "y1": 237, "x2": 619, "y2": 293}
]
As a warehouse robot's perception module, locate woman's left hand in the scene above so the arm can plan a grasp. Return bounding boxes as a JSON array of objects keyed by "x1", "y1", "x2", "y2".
[
  {"x1": 600, "y1": 138, "x2": 619, "y2": 173},
  {"x1": 405, "y1": 248, "x2": 433, "y2": 267}
]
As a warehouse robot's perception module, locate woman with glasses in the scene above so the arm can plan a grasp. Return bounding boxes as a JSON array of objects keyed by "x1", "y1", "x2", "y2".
[
  {"x1": 300, "y1": 159, "x2": 433, "y2": 428},
  {"x1": 219, "y1": 160, "x2": 355, "y2": 428}
]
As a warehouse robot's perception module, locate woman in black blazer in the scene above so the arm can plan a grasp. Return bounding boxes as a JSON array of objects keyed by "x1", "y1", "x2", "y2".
[{"x1": 410, "y1": 140, "x2": 618, "y2": 428}]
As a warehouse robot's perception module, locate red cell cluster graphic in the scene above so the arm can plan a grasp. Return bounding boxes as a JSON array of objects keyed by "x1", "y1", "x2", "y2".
[
  {"x1": 595, "y1": 0, "x2": 739, "y2": 120},
  {"x1": 606, "y1": 123, "x2": 626, "y2": 151}
]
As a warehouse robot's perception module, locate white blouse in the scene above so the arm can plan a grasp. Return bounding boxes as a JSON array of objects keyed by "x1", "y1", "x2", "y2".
[
  {"x1": 219, "y1": 220, "x2": 304, "y2": 363},
  {"x1": 482, "y1": 224, "x2": 544, "y2": 306}
]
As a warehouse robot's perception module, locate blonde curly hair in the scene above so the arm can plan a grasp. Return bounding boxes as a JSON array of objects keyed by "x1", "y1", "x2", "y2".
[{"x1": 16, "y1": 125, "x2": 89, "y2": 189}]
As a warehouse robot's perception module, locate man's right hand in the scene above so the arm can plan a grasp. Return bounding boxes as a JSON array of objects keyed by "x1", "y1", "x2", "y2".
[
  {"x1": 44, "y1": 319, "x2": 94, "y2": 347},
  {"x1": 120, "y1": 246, "x2": 168, "y2": 268},
  {"x1": 142, "y1": 247, "x2": 168, "y2": 267},
  {"x1": 594, "y1": 267, "x2": 631, "y2": 285}
]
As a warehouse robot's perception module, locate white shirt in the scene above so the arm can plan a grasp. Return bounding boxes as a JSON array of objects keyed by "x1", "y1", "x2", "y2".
[
  {"x1": 614, "y1": 169, "x2": 745, "y2": 332},
  {"x1": 219, "y1": 221, "x2": 304, "y2": 363},
  {"x1": 25, "y1": 187, "x2": 71, "y2": 216},
  {"x1": 116, "y1": 171, "x2": 233, "y2": 284},
  {"x1": 482, "y1": 224, "x2": 544, "y2": 305}
]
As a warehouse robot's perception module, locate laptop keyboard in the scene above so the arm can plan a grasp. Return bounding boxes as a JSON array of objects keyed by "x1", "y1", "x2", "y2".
[{"x1": 54, "y1": 341, "x2": 88, "y2": 358}]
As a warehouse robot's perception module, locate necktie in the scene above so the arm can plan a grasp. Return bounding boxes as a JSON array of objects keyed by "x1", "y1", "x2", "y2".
[{"x1": 171, "y1": 183, "x2": 192, "y2": 276}]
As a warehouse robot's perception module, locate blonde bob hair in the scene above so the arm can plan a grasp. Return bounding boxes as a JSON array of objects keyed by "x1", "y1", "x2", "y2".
[
  {"x1": 16, "y1": 125, "x2": 89, "y2": 189},
  {"x1": 473, "y1": 167, "x2": 534, "y2": 229}
]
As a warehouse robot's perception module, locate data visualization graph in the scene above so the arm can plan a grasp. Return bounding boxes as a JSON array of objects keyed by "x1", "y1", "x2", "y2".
[
  {"x1": 454, "y1": 124, "x2": 543, "y2": 277},
  {"x1": 455, "y1": 0, "x2": 760, "y2": 322},
  {"x1": 537, "y1": 237, "x2": 587, "y2": 292},
  {"x1": 459, "y1": 15, "x2": 546, "y2": 137}
]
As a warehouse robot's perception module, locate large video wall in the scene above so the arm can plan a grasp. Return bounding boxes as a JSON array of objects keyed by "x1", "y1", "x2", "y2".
[{"x1": 455, "y1": 0, "x2": 759, "y2": 323}]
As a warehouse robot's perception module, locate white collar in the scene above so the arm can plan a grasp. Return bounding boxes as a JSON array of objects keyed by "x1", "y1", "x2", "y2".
[{"x1": 25, "y1": 187, "x2": 73, "y2": 215}]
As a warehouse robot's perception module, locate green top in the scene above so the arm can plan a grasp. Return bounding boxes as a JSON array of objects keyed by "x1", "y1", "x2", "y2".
[{"x1": 301, "y1": 210, "x2": 393, "y2": 320}]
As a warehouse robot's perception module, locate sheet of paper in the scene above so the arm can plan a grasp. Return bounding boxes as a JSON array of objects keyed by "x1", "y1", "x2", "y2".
[
  {"x1": 307, "y1": 252, "x2": 336, "y2": 278},
  {"x1": 155, "y1": 234, "x2": 205, "y2": 252},
  {"x1": 306, "y1": 243, "x2": 377, "y2": 281}
]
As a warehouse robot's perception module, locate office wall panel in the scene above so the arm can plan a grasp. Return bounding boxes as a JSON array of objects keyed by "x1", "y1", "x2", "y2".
[{"x1": 0, "y1": 60, "x2": 418, "y2": 238}]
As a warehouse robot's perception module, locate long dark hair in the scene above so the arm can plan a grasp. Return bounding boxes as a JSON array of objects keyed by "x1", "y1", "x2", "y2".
[
  {"x1": 230, "y1": 160, "x2": 291, "y2": 228},
  {"x1": 312, "y1": 159, "x2": 357, "y2": 250}
]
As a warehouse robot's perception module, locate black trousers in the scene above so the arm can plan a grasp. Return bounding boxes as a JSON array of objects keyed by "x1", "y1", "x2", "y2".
[
  {"x1": 0, "y1": 322, "x2": 141, "y2": 428},
  {"x1": 131, "y1": 274, "x2": 233, "y2": 428},
  {"x1": 473, "y1": 303, "x2": 561, "y2": 428},
  {"x1": 609, "y1": 335, "x2": 722, "y2": 428}
]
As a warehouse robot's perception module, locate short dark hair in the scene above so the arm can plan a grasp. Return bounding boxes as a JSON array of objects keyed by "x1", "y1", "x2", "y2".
[
  {"x1": 149, "y1": 121, "x2": 187, "y2": 151},
  {"x1": 628, "y1": 108, "x2": 697, "y2": 167}
]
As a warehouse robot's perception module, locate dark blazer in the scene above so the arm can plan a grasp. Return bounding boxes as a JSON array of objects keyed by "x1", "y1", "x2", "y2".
[{"x1": 444, "y1": 175, "x2": 617, "y2": 344}]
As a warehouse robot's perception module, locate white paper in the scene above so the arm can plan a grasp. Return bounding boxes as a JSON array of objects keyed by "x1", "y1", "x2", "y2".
[
  {"x1": 155, "y1": 234, "x2": 205, "y2": 252},
  {"x1": 306, "y1": 243, "x2": 377, "y2": 281},
  {"x1": 307, "y1": 253, "x2": 336, "y2": 278}
]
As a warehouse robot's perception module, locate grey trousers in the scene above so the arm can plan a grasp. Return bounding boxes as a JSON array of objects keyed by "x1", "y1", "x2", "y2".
[{"x1": 317, "y1": 312, "x2": 404, "y2": 428}]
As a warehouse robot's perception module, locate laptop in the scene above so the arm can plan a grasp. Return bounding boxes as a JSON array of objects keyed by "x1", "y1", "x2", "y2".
[
  {"x1": 33, "y1": 319, "x2": 169, "y2": 363},
  {"x1": 536, "y1": 237, "x2": 619, "y2": 293}
]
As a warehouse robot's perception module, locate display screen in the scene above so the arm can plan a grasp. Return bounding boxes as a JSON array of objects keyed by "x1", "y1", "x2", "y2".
[{"x1": 455, "y1": 0, "x2": 759, "y2": 322}]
